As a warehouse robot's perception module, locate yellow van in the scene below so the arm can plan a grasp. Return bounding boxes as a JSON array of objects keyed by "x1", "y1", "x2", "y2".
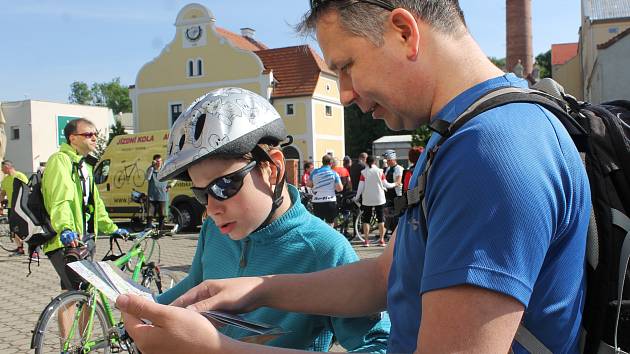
[{"x1": 93, "y1": 130, "x2": 204, "y2": 230}]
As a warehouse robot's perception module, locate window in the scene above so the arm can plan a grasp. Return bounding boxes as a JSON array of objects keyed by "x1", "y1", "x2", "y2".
[
  {"x1": 171, "y1": 104, "x2": 182, "y2": 124},
  {"x1": 197, "y1": 59, "x2": 203, "y2": 76},
  {"x1": 93, "y1": 159, "x2": 111, "y2": 184},
  {"x1": 325, "y1": 105, "x2": 332, "y2": 117},
  {"x1": 286, "y1": 103, "x2": 294, "y2": 116},
  {"x1": 188, "y1": 60, "x2": 194, "y2": 77},
  {"x1": 10, "y1": 126, "x2": 19, "y2": 140},
  {"x1": 187, "y1": 59, "x2": 203, "y2": 77}
]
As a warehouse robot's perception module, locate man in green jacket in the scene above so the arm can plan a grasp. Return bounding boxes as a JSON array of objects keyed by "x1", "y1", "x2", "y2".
[
  {"x1": 42, "y1": 118, "x2": 128, "y2": 335},
  {"x1": 43, "y1": 117, "x2": 128, "y2": 285},
  {"x1": 0, "y1": 160, "x2": 29, "y2": 256}
]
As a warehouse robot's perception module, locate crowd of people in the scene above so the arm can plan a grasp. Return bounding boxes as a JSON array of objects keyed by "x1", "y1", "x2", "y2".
[{"x1": 300, "y1": 147, "x2": 423, "y2": 246}]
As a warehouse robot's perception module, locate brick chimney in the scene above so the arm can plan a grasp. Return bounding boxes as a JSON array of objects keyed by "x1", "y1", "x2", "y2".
[{"x1": 506, "y1": 0, "x2": 533, "y2": 76}]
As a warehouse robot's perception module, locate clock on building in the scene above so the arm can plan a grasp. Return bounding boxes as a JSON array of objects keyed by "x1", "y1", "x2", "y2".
[{"x1": 185, "y1": 25, "x2": 202, "y2": 41}]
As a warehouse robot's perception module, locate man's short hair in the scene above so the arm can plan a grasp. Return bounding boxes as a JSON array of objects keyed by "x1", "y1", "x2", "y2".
[
  {"x1": 64, "y1": 118, "x2": 95, "y2": 142},
  {"x1": 322, "y1": 154, "x2": 333, "y2": 166},
  {"x1": 297, "y1": 0, "x2": 467, "y2": 46},
  {"x1": 1, "y1": 160, "x2": 13, "y2": 167},
  {"x1": 358, "y1": 152, "x2": 368, "y2": 160},
  {"x1": 366, "y1": 155, "x2": 375, "y2": 166},
  {"x1": 304, "y1": 161, "x2": 314, "y2": 170},
  {"x1": 153, "y1": 154, "x2": 162, "y2": 160}
]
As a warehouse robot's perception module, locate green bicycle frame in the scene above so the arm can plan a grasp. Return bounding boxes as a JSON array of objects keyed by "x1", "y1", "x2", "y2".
[{"x1": 61, "y1": 231, "x2": 157, "y2": 353}]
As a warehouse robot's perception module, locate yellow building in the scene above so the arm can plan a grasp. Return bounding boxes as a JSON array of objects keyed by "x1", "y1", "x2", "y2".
[
  {"x1": 130, "y1": 3, "x2": 344, "y2": 172},
  {"x1": 552, "y1": 0, "x2": 630, "y2": 102}
]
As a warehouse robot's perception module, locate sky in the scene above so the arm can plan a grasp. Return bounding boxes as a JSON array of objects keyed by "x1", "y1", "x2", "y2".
[{"x1": 0, "y1": 0, "x2": 582, "y2": 103}]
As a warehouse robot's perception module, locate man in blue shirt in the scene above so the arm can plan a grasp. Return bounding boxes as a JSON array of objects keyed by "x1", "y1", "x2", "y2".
[
  {"x1": 116, "y1": 1, "x2": 590, "y2": 353},
  {"x1": 308, "y1": 154, "x2": 343, "y2": 226}
]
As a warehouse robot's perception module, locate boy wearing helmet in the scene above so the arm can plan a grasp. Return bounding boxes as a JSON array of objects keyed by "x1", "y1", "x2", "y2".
[{"x1": 151, "y1": 88, "x2": 390, "y2": 352}]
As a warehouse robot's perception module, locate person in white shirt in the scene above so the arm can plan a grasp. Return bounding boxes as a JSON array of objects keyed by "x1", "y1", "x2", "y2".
[{"x1": 353, "y1": 155, "x2": 396, "y2": 247}]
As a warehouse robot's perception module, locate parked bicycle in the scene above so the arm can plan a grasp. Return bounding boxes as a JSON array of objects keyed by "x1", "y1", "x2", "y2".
[
  {"x1": 0, "y1": 215, "x2": 14, "y2": 252},
  {"x1": 334, "y1": 191, "x2": 358, "y2": 242},
  {"x1": 353, "y1": 203, "x2": 396, "y2": 243},
  {"x1": 30, "y1": 225, "x2": 180, "y2": 354}
]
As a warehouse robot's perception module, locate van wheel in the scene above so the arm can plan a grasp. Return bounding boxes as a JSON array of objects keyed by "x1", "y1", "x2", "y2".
[{"x1": 170, "y1": 203, "x2": 194, "y2": 231}]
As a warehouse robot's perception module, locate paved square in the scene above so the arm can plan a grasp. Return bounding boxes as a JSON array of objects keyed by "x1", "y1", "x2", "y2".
[{"x1": 0, "y1": 229, "x2": 385, "y2": 353}]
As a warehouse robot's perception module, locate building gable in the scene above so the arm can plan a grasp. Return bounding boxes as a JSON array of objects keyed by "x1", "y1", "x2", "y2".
[{"x1": 134, "y1": 4, "x2": 265, "y2": 91}]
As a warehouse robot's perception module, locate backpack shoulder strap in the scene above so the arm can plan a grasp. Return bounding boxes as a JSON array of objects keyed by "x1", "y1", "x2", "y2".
[{"x1": 406, "y1": 87, "x2": 576, "y2": 240}]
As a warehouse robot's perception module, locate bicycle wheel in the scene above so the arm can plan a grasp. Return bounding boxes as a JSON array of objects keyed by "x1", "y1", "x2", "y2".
[
  {"x1": 32, "y1": 290, "x2": 113, "y2": 354},
  {"x1": 132, "y1": 168, "x2": 144, "y2": 188},
  {"x1": 113, "y1": 170, "x2": 125, "y2": 189},
  {"x1": 0, "y1": 227, "x2": 16, "y2": 252},
  {"x1": 142, "y1": 268, "x2": 181, "y2": 295},
  {"x1": 353, "y1": 209, "x2": 366, "y2": 242}
]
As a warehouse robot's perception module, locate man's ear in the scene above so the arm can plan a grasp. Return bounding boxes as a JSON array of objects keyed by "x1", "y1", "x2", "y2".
[
  {"x1": 266, "y1": 149, "x2": 285, "y2": 186},
  {"x1": 389, "y1": 8, "x2": 421, "y2": 61}
]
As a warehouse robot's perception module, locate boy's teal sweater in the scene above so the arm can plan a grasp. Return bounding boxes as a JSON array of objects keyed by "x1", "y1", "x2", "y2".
[{"x1": 158, "y1": 185, "x2": 389, "y2": 352}]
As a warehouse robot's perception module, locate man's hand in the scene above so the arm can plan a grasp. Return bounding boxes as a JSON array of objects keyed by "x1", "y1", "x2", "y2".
[
  {"x1": 116, "y1": 294, "x2": 234, "y2": 354},
  {"x1": 172, "y1": 277, "x2": 266, "y2": 313},
  {"x1": 60, "y1": 229, "x2": 79, "y2": 248}
]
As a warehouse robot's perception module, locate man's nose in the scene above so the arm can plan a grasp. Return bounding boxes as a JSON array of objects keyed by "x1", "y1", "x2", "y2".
[{"x1": 339, "y1": 77, "x2": 358, "y2": 106}]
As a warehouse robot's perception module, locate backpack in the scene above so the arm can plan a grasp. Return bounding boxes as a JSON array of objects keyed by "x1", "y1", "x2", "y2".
[
  {"x1": 403, "y1": 79, "x2": 630, "y2": 353},
  {"x1": 10, "y1": 171, "x2": 56, "y2": 274}
]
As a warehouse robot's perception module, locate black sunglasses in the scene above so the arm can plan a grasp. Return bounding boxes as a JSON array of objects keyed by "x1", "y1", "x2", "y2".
[
  {"x1": 310, "y1": 0, "x2": 395, "y2": 12},
  {"x1": 191, "y1": 160, "x2": 258, "y2": 205},
  {"x1": 73, "y1": 132, "x2": 98, "y2": 139}
]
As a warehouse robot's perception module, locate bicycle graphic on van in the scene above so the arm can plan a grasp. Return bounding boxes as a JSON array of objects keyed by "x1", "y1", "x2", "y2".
[{"x1": 113, "y1": 159, "x2": 145, "y2": 189}]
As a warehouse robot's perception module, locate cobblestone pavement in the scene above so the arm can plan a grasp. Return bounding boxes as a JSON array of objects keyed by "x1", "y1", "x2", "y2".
[{"x1": 0, "y1": 227, "x2": 386, "y2": 353}]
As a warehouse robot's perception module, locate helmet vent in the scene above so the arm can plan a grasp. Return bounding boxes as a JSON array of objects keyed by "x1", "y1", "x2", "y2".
[
  {"x1": 194, "y1": 114, "x2": 206, "y2": 140},
  {"x1": 178, "y1": 134, "x2": 186, "y2": 151}
]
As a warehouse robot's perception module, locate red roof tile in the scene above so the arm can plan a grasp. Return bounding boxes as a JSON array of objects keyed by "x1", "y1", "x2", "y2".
[
  {"x1": 255, "y1": 45, "x2": 337, "y2": 99},
  {"x1": 213, "y1": 28, "x2": 335, "y2": 99},
  {"x1": 551, "y1": 43, "x2": 579, "y2": 65}
]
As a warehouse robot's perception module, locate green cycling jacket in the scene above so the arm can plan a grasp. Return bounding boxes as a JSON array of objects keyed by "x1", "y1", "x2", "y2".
[{"x1": 42, "y1": 143, "x2": 118, "y2": 254}]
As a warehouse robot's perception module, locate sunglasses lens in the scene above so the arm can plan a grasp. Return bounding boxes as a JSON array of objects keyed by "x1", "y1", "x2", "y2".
[
  {"x1": 213, "y1": 177, "x2": 244, "y2": 199},
  {"x1": 191, "y1": 188, "x2": 209, "y2": 205}
]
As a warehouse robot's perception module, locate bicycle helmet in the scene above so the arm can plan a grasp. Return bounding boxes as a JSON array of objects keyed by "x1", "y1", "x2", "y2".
[
  {"x1": 158, "y1": 87, "x2": 287, "y2": 182},
  {"x1": 159, "y1": 87, "x2": 289, "y2": 231}
]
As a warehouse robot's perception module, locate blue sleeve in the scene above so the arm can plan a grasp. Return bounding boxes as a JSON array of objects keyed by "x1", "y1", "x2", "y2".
[
  {"x1": 156, "y1": 221, "x2": 208, "y2": 305},
  {"x1": 334, "y1": 171, "x2": 341, "y2": 184},
  {"x1": 421, "y1": 107, "x2": 563, "y2": 306},
  {"x1": 313, "y1": 231, "x2": 390, "y2": 353}
]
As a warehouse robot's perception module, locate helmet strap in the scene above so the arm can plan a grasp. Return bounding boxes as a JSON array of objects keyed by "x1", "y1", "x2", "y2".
[{"x1": 251, "y1": 145, "x2": 286, "y2": 233}]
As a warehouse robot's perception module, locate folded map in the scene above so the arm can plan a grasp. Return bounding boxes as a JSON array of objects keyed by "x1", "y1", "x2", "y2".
[{"x1": 68, "y1": 260, "x2": 287, "y2": 343}]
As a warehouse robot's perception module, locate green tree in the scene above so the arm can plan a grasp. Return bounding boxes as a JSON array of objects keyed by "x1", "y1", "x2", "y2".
[
  {"x1": 91, "y1": 78, "x2": 132, "y2": 114},
  {"x1": 535, "y1": 50, "x2": 552, "y2": 79},
  {"x1": 411, "y1": 125, "x2": 432, "y2": 147},
  {"x1": 68, "y1": 78, "x2": 132, "y2": 114},
  {"x1": 68, "y1": 81, "x2": 93, "y2": 105},
  {"x1": 93, "y1": 129, "x2": 109, "y2": 160},
  {"x1": 108, "y1": 119, "x2": 127, "y2": 143},
  {"x1": 489, "y1": 56, "x2": 506, "y2": 71},
  {"x1": 344, "y1": 105, "x2": 409, "y2": 158}
]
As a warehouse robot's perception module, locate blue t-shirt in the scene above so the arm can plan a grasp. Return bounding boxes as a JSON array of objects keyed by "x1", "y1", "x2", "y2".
[
  {"x1": 387, "y1": 74, "x2": 591, "y2": 353},
  {"x1": 310, "y1": 165, "x2": 341, "y2": 203}
]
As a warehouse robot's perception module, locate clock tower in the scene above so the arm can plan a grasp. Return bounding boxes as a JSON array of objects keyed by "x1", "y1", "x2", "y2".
[{"x1": 176, "y1": 3, "x2": 214, "y2": 49}]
